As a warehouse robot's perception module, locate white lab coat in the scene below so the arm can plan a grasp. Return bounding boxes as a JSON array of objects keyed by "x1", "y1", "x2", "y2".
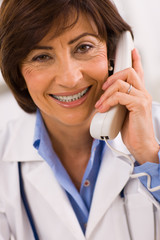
[{"x1": 0, "y1": 102, "x2": 160, "y2": 240}]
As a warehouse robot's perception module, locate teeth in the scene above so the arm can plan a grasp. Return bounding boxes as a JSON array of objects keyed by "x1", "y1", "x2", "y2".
[{"x1": 51, "y1": 87, "x2": 89, "y2": 102}]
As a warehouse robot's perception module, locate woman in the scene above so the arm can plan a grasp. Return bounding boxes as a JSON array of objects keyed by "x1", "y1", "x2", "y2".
[{"x1": 0, "y1": 0, "x2": 160, "y2": 239}]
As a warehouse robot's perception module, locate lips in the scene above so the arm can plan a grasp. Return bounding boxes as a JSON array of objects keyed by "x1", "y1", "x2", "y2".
[{"x1": 50, "y1": 86, "x2": 91, "y2": 103}]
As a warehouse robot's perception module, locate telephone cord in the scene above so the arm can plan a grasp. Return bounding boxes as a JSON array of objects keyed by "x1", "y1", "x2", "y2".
[{"x1": 104, "y1": 137, "x2": 160, "y2": 192}]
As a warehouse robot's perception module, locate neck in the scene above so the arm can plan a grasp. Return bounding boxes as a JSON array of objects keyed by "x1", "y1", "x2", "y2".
[
  {"x1": 43, "y1": 119, "x2": 94, "y2": 190},
  {"x1": 48, "y1": 122, "x2": 93, "y2": 157}
]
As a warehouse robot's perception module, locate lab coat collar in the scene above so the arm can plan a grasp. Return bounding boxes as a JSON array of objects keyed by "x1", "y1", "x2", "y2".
[
  {"x1": 2, "y1": 110, "x2": 130, "y2": 162},
  {"x1": 2, "y1": 112, "x2": 43, "y2": 162}
]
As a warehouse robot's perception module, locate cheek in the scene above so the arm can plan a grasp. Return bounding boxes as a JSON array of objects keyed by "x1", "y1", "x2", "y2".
[
  {"x1": 21, "y1": 67, "x2": 48, "y2": 93},
  {"x1": 84, "y1": 57, "x2": 108, "y2": 84}
]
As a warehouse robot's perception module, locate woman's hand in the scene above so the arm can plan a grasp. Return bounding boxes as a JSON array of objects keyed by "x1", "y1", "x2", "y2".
[{"x1": 95, "y1": 48, "x2": 159, "y2": 164}]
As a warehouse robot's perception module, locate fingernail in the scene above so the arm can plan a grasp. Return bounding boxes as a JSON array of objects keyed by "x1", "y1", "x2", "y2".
[
  {"x1": 102, "y1": 81, "x2": 109, "y2": 90},
  {"x1": 95, "y1": 99, "x2": 102, "y2": 108}
]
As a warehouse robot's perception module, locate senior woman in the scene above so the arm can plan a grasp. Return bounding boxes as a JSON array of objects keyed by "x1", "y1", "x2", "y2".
[{"x1": 0, "y1": 0, "x2": 160, "y2": 239}]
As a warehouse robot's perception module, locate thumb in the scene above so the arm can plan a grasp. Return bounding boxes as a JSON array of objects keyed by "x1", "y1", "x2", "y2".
[{"x1": 132, "y1": 48, "x2": 144, "y2": 84}]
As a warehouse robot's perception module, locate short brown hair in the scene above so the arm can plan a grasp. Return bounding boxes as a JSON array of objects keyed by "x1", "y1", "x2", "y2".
[{"x1": 0, "y1": 0, "x2": 132, "y2": 113}]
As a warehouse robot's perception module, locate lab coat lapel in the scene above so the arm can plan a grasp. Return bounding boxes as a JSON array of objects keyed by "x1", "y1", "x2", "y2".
[
  {"x1": 26, "y1": 161, "x2": 85, "y2": 240},
  {"x1": 2, "y1": 112, "x2": 85, "y2": 239},
  {"x1": 86, "y1": 144, "x2": 132, "y2": 238}
]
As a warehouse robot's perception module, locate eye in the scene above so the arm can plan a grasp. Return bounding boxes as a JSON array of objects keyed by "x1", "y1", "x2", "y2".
[
  {"x1": 76, "y1": 44, "x2": 93, "y2": 54},
  {"x1": 32, "y1": 54, "x2": 52, "y2": 62}
]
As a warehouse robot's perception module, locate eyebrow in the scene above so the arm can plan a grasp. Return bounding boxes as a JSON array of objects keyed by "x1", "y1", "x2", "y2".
[
  {"x1": 68, "y1": 32, "x2": 99, "y2": 44},
  {"x1": 31, "y1": 46, "x2": 53, "y2": 51},
  {"x1": 32, "y1": 32, "x2": 99, "y2": 50}
]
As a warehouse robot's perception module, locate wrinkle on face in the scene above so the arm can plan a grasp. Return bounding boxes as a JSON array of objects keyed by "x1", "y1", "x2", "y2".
[
  {"x1": 20, "y1": 11, "x2": 109, "y2": 130},
  {"x1": 75, "y1": 40, "x2": 107, "y2": 62},
  {"x1": 21, "y1": 64, "x2": 36, "y2": 76},
  {"x1": 21, "y1": 11, "x2": 108, "y2": 75}
]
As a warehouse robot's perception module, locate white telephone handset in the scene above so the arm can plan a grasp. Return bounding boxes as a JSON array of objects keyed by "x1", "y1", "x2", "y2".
[
  {"x1": 90, "y1": 31, "x2": 134, "y2": 140},
  {"x1": 90, "y1": 32, "x2": 160, "y2": 195}
]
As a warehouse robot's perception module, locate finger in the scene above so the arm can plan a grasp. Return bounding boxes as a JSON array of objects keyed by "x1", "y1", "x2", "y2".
[
  {"x1": 102, "y1": 67, "x2": 143, "y2": 91},
  {"x1": 97, "y1": 92, "x2": 137, "y2": 113},
  {"x1": 132, "y1": 48, "x2": 144, "y2": 84},
  {"x1": 97, "y1": 86, "x2": 151, "y2": 113},
  {"x1": 96, "y1": 91, "x2": 145, "y2": 113},
  {"x1": 95, "y1": 80, "x2": 137, "y2": 108}
]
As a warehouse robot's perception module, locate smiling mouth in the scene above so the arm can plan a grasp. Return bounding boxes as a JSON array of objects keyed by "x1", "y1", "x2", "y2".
[{"x1": 50, "y1": 87, "x2": 91, "y2": 102}]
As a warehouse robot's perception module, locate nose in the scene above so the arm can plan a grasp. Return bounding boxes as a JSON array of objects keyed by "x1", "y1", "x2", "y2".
[{"x1": 55, "y1": 58, "x2": 83, "y2": 88}]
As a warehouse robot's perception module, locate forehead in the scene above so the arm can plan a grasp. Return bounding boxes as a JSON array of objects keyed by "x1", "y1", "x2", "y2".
[{"x1": 39, "y1": 11, "x2": 99, "y2": 43}]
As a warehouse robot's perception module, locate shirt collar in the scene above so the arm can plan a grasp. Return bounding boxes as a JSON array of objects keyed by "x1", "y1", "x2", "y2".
[
  {"x1": 33, "y1": 109, "x2": 104, "y2": 166},
  {"x1": 33, "y1": 109, "x2": 104, "y2": 151},
  {"x1": 33, "y1": 109, "x2": 43, "y2": 150}
]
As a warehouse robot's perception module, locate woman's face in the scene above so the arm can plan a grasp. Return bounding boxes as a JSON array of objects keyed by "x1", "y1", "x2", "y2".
[{"x1": 21, "y1": 12, "x2": 108, "y2": 129}]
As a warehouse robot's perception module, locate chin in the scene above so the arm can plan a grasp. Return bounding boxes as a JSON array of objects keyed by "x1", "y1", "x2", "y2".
[{"x1": 58, "y1": 111, "x2": 94, "y2": 128}]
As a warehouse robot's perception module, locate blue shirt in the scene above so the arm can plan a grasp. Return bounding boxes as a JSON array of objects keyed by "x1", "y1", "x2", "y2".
[
  {"x1": 33, "y1": 110, "x2": 160, "y2": 233},
  {"x1": 33, "y1": 110, "x2": 105, "y2": 233}
]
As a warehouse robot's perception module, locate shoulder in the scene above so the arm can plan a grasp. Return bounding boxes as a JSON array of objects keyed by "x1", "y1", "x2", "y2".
[
  {"x1": 0, "y1": 110, "x2": 36, "y2": 131},
  {"x1": 0, "y1": 111, "x2": 36, "y2": 143},
  {"x1": 0, "y1": 111, "x2": 36, "y2": 161}
]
